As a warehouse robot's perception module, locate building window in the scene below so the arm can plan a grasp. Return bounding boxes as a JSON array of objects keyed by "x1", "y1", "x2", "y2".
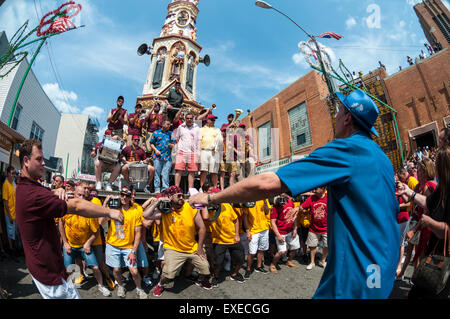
[
  {"x1": 11, "y1": 104, "x2": 22, "y2": 130},
  {"x1": 258, "y1": 121, "x2": 271, "y2": 160},
  {"x1": 288, "y1": 102, "x2": 312, "y2": 151},
  {"x1": 30, "y1": 122, "x2": 44, "y2": 142}
]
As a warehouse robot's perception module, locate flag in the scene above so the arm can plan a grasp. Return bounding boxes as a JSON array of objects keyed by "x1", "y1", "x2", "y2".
[
  {"x1": 51, "y1": 17, "x2": 76, "y2": 34},
  {"x1": 318, "y1": 32, "x2": 342, "y2": 40}
]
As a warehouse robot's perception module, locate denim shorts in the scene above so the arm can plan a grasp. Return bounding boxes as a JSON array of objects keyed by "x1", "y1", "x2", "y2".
[
  {"x1": 105, "y1": 244, "x2": 136, "y2": 268},
  {"x1": 136, "y1": 242, "x2": 149, "y2": 268},
  {"x1": 62, "y1": 246, "x2": 98, "y2": 268}
]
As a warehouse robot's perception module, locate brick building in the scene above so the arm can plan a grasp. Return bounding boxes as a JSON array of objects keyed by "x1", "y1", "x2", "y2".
[
  {"x1": 240, "y1": 71, "x2": 333, "y2": 173},
  {"x1": 241, "y1": 48, "x2": 449, "y2": 174},
  {"x1": 384, "y1": 48, "x2": 450, "y2": 154},
  {"x1": 414, "y1": 0, "x2": 450, "y2": 51}
]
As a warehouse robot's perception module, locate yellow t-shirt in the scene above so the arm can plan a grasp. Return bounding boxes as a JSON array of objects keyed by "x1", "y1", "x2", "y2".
[
  {"x1": 106, "y1": 204, "x2": 143, "y2": 249},
  {"x1": 211, "y1": 203, "x2": 238, "y2": 245},
  {"x1": 152, "y1": 222, "x2": 161, "y2": 242},
  {"x1": 234, "y1": 207, "x2": 245, "y2": 236},
  {"x1": 62, "y1": 214, "x2": 99, "y2": 248},
  {"x1": 161, "y1": 202, "x2": 198, "y2": 253},
  {"x1": 408, "y1": 176, "x2": 419, "y2": 212},
  {"x1": 2, "y1": 179, "x2": 15, "y2": 220},
  {"x1": 243, "y1": 200, "x2": 270, "y2": 235},
  {"x1": 200, "y1": 126, "x2": 221, "y2": 150},
  {"x1": 90, "y1": 197, "x2": 103, "y2": 246}
]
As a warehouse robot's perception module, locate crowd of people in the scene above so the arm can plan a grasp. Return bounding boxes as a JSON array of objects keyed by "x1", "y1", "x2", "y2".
[
  {"x1": 93, "y1": 82, "x2": 257, "y2": 194},
  {"x1": 0, "y1": 87, "x2": 448, "y2": 300}
]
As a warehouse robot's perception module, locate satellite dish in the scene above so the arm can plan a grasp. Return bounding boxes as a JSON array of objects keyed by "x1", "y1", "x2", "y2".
[
  {"x1": 137, "y1": 43, "x2": 152, "y2": 56},
  {"x1": 199, "y1": 54, "x2": 210, "y2": 66}
]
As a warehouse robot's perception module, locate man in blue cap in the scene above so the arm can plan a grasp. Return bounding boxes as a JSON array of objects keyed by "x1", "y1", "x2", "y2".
[{"x1": 189, "y1": 89, "x2": 400, "y2": 299}]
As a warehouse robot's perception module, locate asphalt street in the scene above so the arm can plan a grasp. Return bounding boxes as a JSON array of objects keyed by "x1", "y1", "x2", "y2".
[{"x1": 0, "y1": 251, "x2": 414, "y2": 300}]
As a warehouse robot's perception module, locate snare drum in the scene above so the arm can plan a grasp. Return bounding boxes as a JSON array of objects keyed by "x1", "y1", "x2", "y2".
[
  {"x1": 129, "y1": 162, "x2": 148, "y2": 183},
  {"x1": 98, "y1": 136, "x2": 123, "y2": 164}
]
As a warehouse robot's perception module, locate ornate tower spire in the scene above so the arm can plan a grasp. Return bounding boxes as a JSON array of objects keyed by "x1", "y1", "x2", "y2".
[{"x1": 140, "y1": 0, "x2": 206, "y2": 110}]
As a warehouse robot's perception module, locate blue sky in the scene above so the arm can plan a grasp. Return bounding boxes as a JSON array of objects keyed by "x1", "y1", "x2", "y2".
[{"x1": 1, "y1": 0, "x2": 448, "y2": 137}]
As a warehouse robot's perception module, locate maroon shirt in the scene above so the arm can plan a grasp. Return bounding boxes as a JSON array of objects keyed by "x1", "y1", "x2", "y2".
[
  {"x1": 147, "y1": 113, "x2": 164, "y2": 133},
  {"x1": 108, "y1": 107, "x2": 127, "y2": 130},
  {"x1": 121, "y1": 145, "x2": 146, "y2": 162},
  {"x1": 15, "y1": 176, "x2": 68, "y2": 286},
  {"x1": 270, "y1": 199, "x2": 296, "y2": 235},
  {"x1": 128, "y1": 112, "x2": 145, "y2": 136}
]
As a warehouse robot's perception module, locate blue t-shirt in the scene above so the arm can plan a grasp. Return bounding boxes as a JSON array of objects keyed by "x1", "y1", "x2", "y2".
[
  {"x1": 276, "y1": 131, "x2": 400, "y2": 299},
  {"x1": 150, "y1": 129, "x2": 175, "y2": 161}
]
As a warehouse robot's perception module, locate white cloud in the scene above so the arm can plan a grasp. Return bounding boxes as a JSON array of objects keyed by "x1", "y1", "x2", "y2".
[
  {"x1": 443, "y1": 0, "x2": 450, "y2": 11},
  {"x1": 346, "y1": 17, "x2": 357, "y2": 29},
  {"x1": 406, "y1": 0, "x2": 422, "y2": 6},
  {"x1": 43, "y1": 83, "x2": 80, "y2": 113},
  {"x1": 82, "y1": 106, "x2": 105, "y2": 120}
]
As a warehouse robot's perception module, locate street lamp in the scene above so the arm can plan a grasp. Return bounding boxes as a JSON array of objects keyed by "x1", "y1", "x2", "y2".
[{"x1": 254, "y1": 1, "x2": 336, "y2": 99}]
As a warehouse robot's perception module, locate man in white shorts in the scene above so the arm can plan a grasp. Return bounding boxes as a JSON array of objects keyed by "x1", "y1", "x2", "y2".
[
  {"x1": 299, "y1": 187, "x2": 328, "y2": 270},
  {"x1": 242, "y1": 199, "x2": 271, "y2": 278},
  {"x1": 269, "y1": 194, "x2": 300, "y2": 272},
  {"x1": 199, "y1": 114, "x2": 222, "y2": 188}
]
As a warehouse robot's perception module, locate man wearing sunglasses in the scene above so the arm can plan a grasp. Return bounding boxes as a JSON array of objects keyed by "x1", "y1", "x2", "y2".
[
  {"x1": 101, "y1": 187, "x2": 148, "y2": 299},
  {"x1": 142, "y1": 186, "x2": 212, "y2": 297},
  {"x1": 190, "y1": 89, "x2": 400, "y2": 299},
  {"x1": 199, "y1": 114, "x2": 222, "y2": 189}
]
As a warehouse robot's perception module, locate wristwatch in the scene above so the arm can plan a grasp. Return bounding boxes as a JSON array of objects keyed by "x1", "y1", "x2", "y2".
[
  {"x1": 207, "y1": 193, "x2": 214, "y2": 205},
  {"x1": 411, "y1": 191, "x2": 417, "y2": 201}
]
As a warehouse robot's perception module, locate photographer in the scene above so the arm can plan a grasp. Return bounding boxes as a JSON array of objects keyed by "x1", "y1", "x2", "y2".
[
  {"x1": 100, "y1": 187, "x2": 148, "y2": 299},
  {"x1": 269, "y1": 193, "x2": 300, "y2": 273},
  {"x1": 142, "y1": 186, "x2": 212, "y2": 297}
]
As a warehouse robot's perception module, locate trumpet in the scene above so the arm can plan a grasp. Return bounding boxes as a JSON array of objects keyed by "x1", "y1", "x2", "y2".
[{"x1": 211, "y1": 104, "x2": 216, "y2": 110}]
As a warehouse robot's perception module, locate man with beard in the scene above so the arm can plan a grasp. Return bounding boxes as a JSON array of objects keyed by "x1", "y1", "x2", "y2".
[
  {"x1": 127, "y1": 103, "x2": 146, "y2": 147},
  {"x1": 142, "y1": 186, "x2": 212, "y2": 297}
]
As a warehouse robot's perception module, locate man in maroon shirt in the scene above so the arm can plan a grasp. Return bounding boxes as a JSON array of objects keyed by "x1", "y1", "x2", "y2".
[
  {"x1": 299, "y1": 187, "x2": 328, "y2": 270},
  {"x1": 144, "y1": 103, "x2": 164, "y2": 152},
  {"x1": 107, "y1": 96, "x2": 128, "y2": 139},
  {"x1": 91, "y1": 130, "x2": 122, "y2": 191},
  {"x1": 121, "y1": 135, "x2": 155, "y2": 193},
  {"x1": 126, "y1": 103, "x2": 146, "y2": 147},
  {"x1": 269, "y1": 193, "x2": 300, "y2": 273},
  {"x1": 15, "y1": 139, "x2": 123, "y2": 299}
]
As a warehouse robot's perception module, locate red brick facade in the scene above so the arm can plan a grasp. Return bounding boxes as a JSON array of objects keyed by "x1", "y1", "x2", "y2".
[{"x1": 242, "y1": 48, "x2": 449, "y2": 171}]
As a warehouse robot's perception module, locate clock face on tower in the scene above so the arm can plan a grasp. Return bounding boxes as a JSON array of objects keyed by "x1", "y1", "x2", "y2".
[{"x1": 176, "y1": 10, "x2": 190, "y2": 27}]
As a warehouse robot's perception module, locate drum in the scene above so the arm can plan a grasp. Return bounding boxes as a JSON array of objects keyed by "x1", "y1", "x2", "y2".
[
  {"x1": 98, "y1": 136, "x2": 123, "y2": 164},
  {"x1": 129, "y1": 163, "x2": 148, "y2": 182},
  {"x1": 129, "y1": 163, "x2": 148, "y2": 191}
]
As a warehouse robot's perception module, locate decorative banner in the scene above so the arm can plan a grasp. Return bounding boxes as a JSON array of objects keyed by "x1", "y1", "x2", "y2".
[
  {"x1": 298, "y1": 39, "x2": 332, "y2": 73},
  {"x1": 37, "y1": 1, "x2": 82, "y2": 36}
]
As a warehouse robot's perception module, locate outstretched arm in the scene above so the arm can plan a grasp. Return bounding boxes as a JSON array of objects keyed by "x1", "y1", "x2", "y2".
[{"x1": 189, "y1": 172, "x2": 288, "y2": 206}]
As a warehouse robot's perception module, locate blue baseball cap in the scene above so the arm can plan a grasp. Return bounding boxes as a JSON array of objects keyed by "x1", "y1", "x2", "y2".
[{"x1": 335, "y1": 89, "x2": 380, "y2": 137}]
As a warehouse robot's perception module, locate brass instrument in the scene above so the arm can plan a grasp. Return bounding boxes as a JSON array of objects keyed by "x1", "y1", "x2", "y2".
[
  {"x1": 111, "y1": 107, "x2": 123, "y2": 123},
  {"x1": 228, "y1": 108, "x2": 243, "y2": 129},
  {"x1": 211, "y1": 104, "x2": 216, "y2": 110}
]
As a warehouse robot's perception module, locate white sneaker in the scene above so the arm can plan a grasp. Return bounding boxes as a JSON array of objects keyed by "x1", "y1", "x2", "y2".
[
  {"x1": 143, "y1": 276, "x2": 152, "y2": 286},
  {"x1": 117, "y1": 285, "x2": 126, "y2": 298},
  {"x1": 306, "y1": 263, "x2": 315, "y2": 270},
  {"x1": 318, "y1": 261, "x2": 327, "y2": 268},
  {"x1": 96, "y1": 181, "x2": 102, "y2": 190},
  {"x1": 105, "y1": 183, "x2": 113, "y2": 191},
  {"x1": 136, "y1": 288, "x2": 148, "y2": 299},
  {"x1": 98, "y1": 284, "x2": 111, "y2": 297}
]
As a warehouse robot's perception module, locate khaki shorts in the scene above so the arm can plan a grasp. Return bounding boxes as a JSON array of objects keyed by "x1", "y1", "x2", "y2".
[
  {"x1": 306, "y1": 232, "x2": 328, "y2": 248},
  {"x1": 219, "y1": 162, "x2": 237, "y2": 173},
  {"x1": 162, "y1": 248, "x2": 210, "y2": 279},
  {"x1": 97, "y1": 159, "x2": 119, "y2": 173},
  {"x1": 200, "y1": 150, "x2": 220, "y2": 173}
]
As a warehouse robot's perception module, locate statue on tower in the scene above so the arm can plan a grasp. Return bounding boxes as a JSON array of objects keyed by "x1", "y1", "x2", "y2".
[
  {"x1": 169, "y1": 43, "x2": 185, "y2": 81},
  {"x1": 152, "y1": 47, "x2": 167, "y2": 89}
]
